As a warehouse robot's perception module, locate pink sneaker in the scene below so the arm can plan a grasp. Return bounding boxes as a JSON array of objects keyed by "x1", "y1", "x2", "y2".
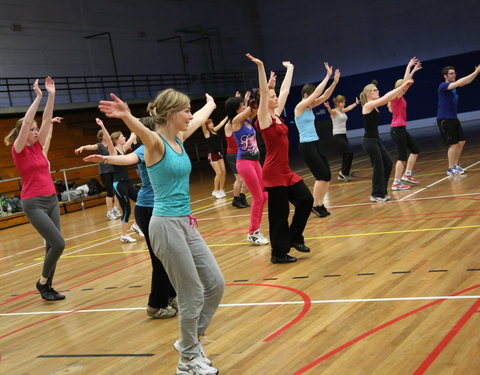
[{"x1": 401, "y1": 174, "x2": 420, "y2": 184}]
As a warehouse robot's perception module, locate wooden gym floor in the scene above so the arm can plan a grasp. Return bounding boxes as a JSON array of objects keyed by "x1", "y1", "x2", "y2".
[{"x1": 1, "y1": 121, "x2": 479, "y2": 375}]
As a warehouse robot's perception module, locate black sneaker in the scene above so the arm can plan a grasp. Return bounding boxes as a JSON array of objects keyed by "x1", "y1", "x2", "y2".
[
  {"x1": 240, "y1": 193, "x2": 251, "y2": 207},
  {"x1": 36, "y1": 280, "x2": 57, "y2": 301},
  {"x1": 292, "y1": 243, "x2": 310, "y2": 253},
  {"x1": 312, "y1": 205, "x2": 329, "y2": 217},
  {"x1": 48, "y1": 283, "x2": 66, "y2": 300},
  {"x1": 232, "y1": 196, "x2": 247, "y2": 208},
  {"x1": 270, "y1": 254, "x2": 297, "y2": 264}
]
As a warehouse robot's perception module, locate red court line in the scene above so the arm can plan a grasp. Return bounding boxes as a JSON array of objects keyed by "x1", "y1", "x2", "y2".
[
  {"x1": 413, "y1": 298, "x2": 480, "y2": 374},
  {"x1": 226, "y1": 283, "x2": 311, "y2": 342},
  {"x1": 292, "y1": 284, "x2": 480, "y2": 374},
  {"x1": 0, "y1": 294, "x2": 146, "y2": 340}
]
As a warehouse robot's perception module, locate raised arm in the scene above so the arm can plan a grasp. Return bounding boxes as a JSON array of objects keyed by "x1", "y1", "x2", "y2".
[
  {"x1": 13, "y1": 79, "x2": 43, "y2": 153},
  {"x1": 224, "y1": 121, "x2": 233, "y2": 137},
  {"x1": 213, "y1": 116, "x2": 229, "y2": 132},
  {"x1": 122, "y1": 132, "x2": 137, "y2": 152},
  {"x1": 99, "y1": 93, "x2": 158, "y2": 150},
  {"x1": 246, "y1": 53, "x2": 271, "y2": 130},
  {"x1": 231, "y1": 106, "x2": 252, "y2": 132},
  {"x1": 276, "y1": 61, "x2": 294, "y2": 116},
  {"x1": 448, "y1": 65, "x2": 480, "y2": 90},
  {"x1": 43, "y1": 116, "x2": 63, "y2": 157},
  {"x1": 403, "y1": 57, "x2": 418, "y2": 81},
  {"x1": 180, "y1": 94, "x2": 216, "y2": 141},
  {"x1": 83, "y1": 152, "x2": 140, "y2": 166},
  {"x1": 75, "y1": 144, "x2": 99, "y2": 154},
  {"x1": 323, "y1": 100, "x2": 337, "y2": 118},
  {"x1": 294, "y1": 63, "x2": 332, "y2": 116},
  {"x1": 38, "y1": 76, "x2": 55, "y2": 147},
  {"x1": 312, "y1": 69, "x2": 340, "y2": 108},
  {"x1": 95, "y1": 118, "x2": 116, "y2": 156},
  {"x1": 343, "y1": 97, "x2": 360, "y2": 113},
  {"x1": 363, "y1": 79, "x2": 414, "y2": 113}
]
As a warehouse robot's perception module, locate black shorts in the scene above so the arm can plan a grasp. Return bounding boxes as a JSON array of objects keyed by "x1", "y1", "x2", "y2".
[
  {"x1": 390, "y1": 126, "x2": 420, "y2": 161},
  {"x1": 299, "y1": 140, "x2": 331, "y2": 181},
  {"x1": 437, "y1": 118, "x2": 465, "y2": 146},
  {"x1": 225, "y1": 153, "x2": 238, "y2": 174},
  {"x1": 100, "y1": 172, "x2": 115, "y2": 197}
]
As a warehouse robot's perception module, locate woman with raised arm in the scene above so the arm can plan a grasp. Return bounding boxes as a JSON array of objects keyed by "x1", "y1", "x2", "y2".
[
  {"x1": 388, "y1": 57, "x2": 422, "y2": 191},
  {"x1": 225, "y1": 90, "x2": 268, "y2": 246},
  {"x1": 4, "y1": 77, "x2": 65, "y2": 301},
  {"x1": 96, "y1": 118, "x2": 143, "y2": 243},
  {"x1": 99, "y1": 90, "x2": 223, "y2": 375},
  {"x1": 294, "y1": 63, "x2": 340, "y2": 217},
  {"x1": 83, "y1": 117, "x2": 177, "y2": 319},
  {"x1": 246, "y1": 53, "x2": 314, "y2": 264},
  {"x1": 75, "y1": 126, "x2": 121, "y2": 221},
  {"x1": 324, "y1": 96, "x2": 359, "y2": 182},
  {"x1": 42, "y1": 116, "x2": 63, "y2": 157},
  {"x1": 359, "y1": 77, "x2": 414, "y2": 202},
  {"x1": 202, "y1": 117, "x2": 227, "y2": 198}
]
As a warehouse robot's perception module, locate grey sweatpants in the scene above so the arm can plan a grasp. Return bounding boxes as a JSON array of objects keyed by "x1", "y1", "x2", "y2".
[
  {"x1": 22, "y1": 194, "x2": 65, "y2": 283},
  {"x1": 149, "y1": 215, "x2": 224, "y2": 359}
]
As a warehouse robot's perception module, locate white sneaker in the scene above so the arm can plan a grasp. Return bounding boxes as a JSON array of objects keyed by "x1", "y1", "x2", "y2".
[
  {"x1": 217, "y1": 190, "x2": 226, "y2": 198},
  {"x1": 131, "y1": 223, "x2": 144, "y2": 237},
  {"x1": 146, "y1": 305, "x2": 176, "y2": 319},
  {"x1": 174, "y1": 340, "x2": 212, "y2": 366},
  {"x1": 370, "y1": 196, "x2": 388, "y2": 203},
  {"x1": 211, "y1": 190, "x2": 218, "y2": 197},
  {"x1": 113, "y1": 207, "x2": 122, "y2": 218},
  {"x1": 120, "y1": 235, "x2": 136, "y2": 243},
  {"x1": 176, "y1": 357, "x2": 218, "y2": 375},
  {"x1": 106, "y1": 210, "x2": 117, "y2": 220},
  {"x1": 247, "y1": 229, "x2": 269, "y2": 245}
]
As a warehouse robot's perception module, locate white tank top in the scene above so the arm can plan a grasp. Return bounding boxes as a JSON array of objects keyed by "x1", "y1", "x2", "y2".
[{"x1": 332, "y1": 111, "x2": 348, "y2": 135}]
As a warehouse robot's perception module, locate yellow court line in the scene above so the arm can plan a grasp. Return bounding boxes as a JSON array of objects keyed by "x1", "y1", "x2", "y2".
[
  {"x1": 60, "y1": 250, "x2": 149, "y2": 258},
  {"x1": 61, "y1": 232, "x2": 121, "y2": 252}
]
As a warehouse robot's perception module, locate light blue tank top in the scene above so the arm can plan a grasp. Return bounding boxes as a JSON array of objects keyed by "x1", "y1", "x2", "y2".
[
  {"x1": 294, "y1": 107, "x2": 319, "y2": 143},
  {"x1": 147, "y1": 136, "x2": 192, "y2": 217},
  {"x1": 133, "y1": 145, "x2": 154, "y2": 208}
]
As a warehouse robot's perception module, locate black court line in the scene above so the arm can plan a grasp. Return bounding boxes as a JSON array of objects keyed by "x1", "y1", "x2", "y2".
[
  {"x1": 324, "y1": 275, "x2": 341, "y2": 278},
  {"x1": 357, "y1": 273, "x2": 375, "y2": 276},
  {"x1": 233, "y1": 279, "x2": 249, "y2": 282},
  {"x1": 128, "y1": 285, "x2": 142, "y2": 288},
  {"x1": 82, "y1": 288, "x2": 94, "y2": 291},
  {"x1": 263, "y1": 278, "x2": 278, "y2": 280},
  {"x1": 392, "y1": 271, "x2": 410, "y2": 274},
  {"x1": 105, "y1": 287, "x2": 118, "y2": 289},
  {"x1": 467, "y1": 268, "x2": 480, "y2": 271},
  {"x1": 428, "y1": 270, "x2": 448, "y2": 273},
  {"x1": 292, "y1": 276, "x2": 309, "y2": 279},
  {"x1": 37, "y1": 354, "x2": 154, "y2": 358}
]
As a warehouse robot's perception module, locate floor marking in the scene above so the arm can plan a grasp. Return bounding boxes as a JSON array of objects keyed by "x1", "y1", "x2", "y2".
[
  {"x1": 428, "y1": 269, "x2": 448, "y2": 273},
  {"x1": 38, "y1": 354, "x2": 154, "y2": 358},
  {"x1": 2, "y1": 295, "x2": 480, "y2": 317}
]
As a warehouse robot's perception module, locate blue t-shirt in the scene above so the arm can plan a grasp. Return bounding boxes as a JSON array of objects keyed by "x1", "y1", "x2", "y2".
[
  {"x1": 147, "y1": 137, "x2": 192, "y2": 217},
  {"x1": 133, "y1": 145, "x2": 154, "y2": 208},
  {"x1": 437, "y1": 82, "x2": 458, "y2": 119},
  {"x1": 295, "y1": 107, "x2": 319, "y2": 143}
]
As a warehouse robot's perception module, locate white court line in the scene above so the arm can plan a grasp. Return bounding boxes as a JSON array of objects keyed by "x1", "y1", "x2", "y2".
[
  {"x1": 2, "y1": 295, "x2": 479, "y2": 316},
  {"x1": 400, "y1": 160, "x2": 480, "y2": 201}
]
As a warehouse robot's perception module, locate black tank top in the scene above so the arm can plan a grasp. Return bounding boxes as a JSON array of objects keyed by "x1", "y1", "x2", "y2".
[
  {"x1": 113, "y1": 149, "x2": 130, "y2": 182},
  {"x1": 207, "y1": 133, "x2": 221, "y2": 154},
  {"x1": 363, "y1": 109, "x2": 379, "y2": 139}
]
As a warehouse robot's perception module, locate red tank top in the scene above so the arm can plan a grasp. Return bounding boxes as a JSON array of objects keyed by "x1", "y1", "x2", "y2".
[
  {"x1": 256, "y1": 116, "x2": 302, "y2": 188},
  {"x1": 225, "y1": 133, "x2": 237, "y2": 154}
]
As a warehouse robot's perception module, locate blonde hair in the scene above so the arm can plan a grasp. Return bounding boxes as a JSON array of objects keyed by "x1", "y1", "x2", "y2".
[
  {"x1": 4, "y1": 119, "x2": 25, "y2": 146},
  {"x1": 147, "y1": 88, "x2": 190, "y2": 129},
  {"x1": 359, "y1": 84, "x2": 377, "y2": 106},
  {"x1": 387, "y1": 79, "x2": 404, "y2": 112},
  {"x1": 333, "y1": 95, "x2": 346, "y2": 106},
  {"x1": 110, "y1": 131, "x2": 122, "y2": 145}
]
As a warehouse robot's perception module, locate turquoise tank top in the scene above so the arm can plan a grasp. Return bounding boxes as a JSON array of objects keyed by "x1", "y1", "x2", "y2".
[
  {"x1": 147, "y1": 136, "x2": 192, "y2": 217},
  {"x1": 294, "y1": 107, "x2": 318, "y2": 143}
]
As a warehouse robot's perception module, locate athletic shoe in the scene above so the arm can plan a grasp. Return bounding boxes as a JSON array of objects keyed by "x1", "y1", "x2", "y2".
[
  {"x1": 454, "y1": 164, "x2": 465, "y2": 174},
  {"x1": 292, "y1": 242, "x2": 310, "y2": 253},
  {"x1": 176, "y1": 357, "x2": 218, "y2": 375},
  {"x1": 36, "y1": 280, "x2": 64, "y2": 301},
  {"x1": 311, "y1": 205, "x2": 330, "y2": 217},
  {"x1": 48, "y1": 284, "x2": 66, "y2": 300},
  {"x1": 401, "y1": 174, "x2": 420, "y2": 184},
  {"x1": 239, "y1": 193, "x2": 250, "y2": 207},
  {"x1": 247, "y1": 229, "x2": 269, "y2": 245},
  {"x1": 106, "y1": 210, "x2": 117, "y2": 220},
  {"x1": 147, "y1": 305, "x2": 176, "y2": 319},
  {"x1": 168, "y1": 297, "x2": 179, "y2": 312},
  {"x1": 385, "y1": 195, "x2": 391, "y2": 201},
  {"x1": 338, "y1": 172, "x2": 351, "y2": 182},
  {"x1": 447, "y1": 168, "x2": 459, "y2": 176},
  {"x1": 131, "y1": 223, "x2": 144, "y2": 237},
  {"x1": 216, "y1": 190, "x2": 226, "y2": 198},
  {"x1": 232, "y1": 196, "x2": 247, "y2": 208},
  {"x1": 370, "y1": 196, "x2": 388, "y2": 202},
  {"x1": 211, "y1": 190, "x2": 219, "y2": 198},
  {"x1": 120, "y1": 235, "x2": 137, "y2": 243},
  {"x1": 391, "y1": 182, "x2": 410, "y2": 191},
  {"x1": 174, "y1": 340, "x2": 212, "y2": 366},
  {"x1": 270, "y1": 254, "x2": 297, "y2": 264},
  {"x1": 113, "y1": 207, "x2": 122, "y2": 218}
]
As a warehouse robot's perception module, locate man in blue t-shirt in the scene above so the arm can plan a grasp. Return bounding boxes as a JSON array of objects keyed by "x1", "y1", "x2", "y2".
[{"x1": 437, "y1": 65, "x2": 480, "y2": 176}]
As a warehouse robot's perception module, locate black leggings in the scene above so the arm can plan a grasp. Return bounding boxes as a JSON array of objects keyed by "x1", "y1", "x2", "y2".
[
  {"x1": 134, "y1": 205, "x2": 176, "y2": 308},
  {"x1": 266, "y1": 181, "x2": 313, "y2": 257},
  {"x1": 21, "y1": 194, "x2": 65, "y2": 284},
  {"x1": 333, "y1": 134, "x2": 354, "y2": 176},
  {"x1": 100, "y1": 172, "x2": 115, "y2": 198},
  {"x1": 362, "y1": 137, "x2": 392, "y2": 198},
  {"x1": 113, "y1": 180, "x2": 138, "y2": 223},
  {"x1": 299, "y1": 140, "x2": 331, "y2": 181},
  {"x1": 390, "y1": 126, "x2": 420, "y2": 161}
]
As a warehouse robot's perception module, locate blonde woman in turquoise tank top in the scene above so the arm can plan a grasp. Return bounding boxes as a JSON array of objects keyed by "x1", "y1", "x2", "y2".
[{"x1": 99, "y1": 90, "x2": 224, "y2": 375}]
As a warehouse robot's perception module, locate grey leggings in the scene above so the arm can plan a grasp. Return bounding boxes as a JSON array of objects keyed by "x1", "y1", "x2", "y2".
[
  {"x1": 149, "y1": 215, "x2": 224, "y2": 359},
  {"x1": 22, "y1": 194, "x2": 65, "y2": 283}
]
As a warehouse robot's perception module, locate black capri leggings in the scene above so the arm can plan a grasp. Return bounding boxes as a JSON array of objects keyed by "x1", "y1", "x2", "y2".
[
  {"x1": 390, "y1": 126, "x2": 420, "y2": 161},
  {"x1": 299, "y1": 140, "x2": 331, "y2": 181},
  {"x1": 333, "y1": 134, "x2": 354, "y2": 176},
  {"x1": 100, "y1": 172, "x2": 115, "y2": 198},
  {"x1": 113, "y1": 180, "x2": 138, "y2": 223}
]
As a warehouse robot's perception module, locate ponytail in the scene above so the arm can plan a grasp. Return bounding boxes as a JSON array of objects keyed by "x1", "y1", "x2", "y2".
[{"x1": 4, "y1": 119, "x2": 24, "y2": 146}]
